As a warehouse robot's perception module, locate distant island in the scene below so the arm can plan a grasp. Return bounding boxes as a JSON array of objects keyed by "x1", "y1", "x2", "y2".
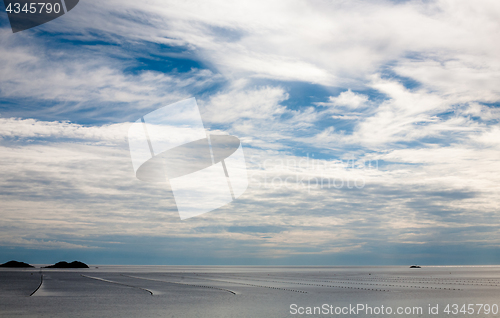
[
  {"x1": 410, "y1": 265, "x2": 421, "y2": 268},
  {"x1": 44, "y1": 261, "x2": 89, "y2": 269},
  {"x1": 0, "y1": 260, "x2": 34, "y2": 268}
]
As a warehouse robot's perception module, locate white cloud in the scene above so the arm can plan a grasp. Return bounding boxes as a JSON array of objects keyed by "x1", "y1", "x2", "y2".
[
  {"x1": 0, "y1": 236, "x2": 97, "y2": 250},
  {"x1": 0, "y1": 29, "x2": 220, "y2": 120},
  {"x1": 0, "y1": 117, "x2": 129, "y2": 142},
  {"x1": 474, "y1": 127, "x2": 500, "y2": 147},
  {"x1": 1, "y1": 116, "x2": 500, "y2": 257},
  {"x1": 200, "y1": 85, "x2": 288, "y2": 124},
  {"x1": 1, "y1": 0, "x2": 500, "y2": 261},
  {"x1": 461, "y1": 102, "x2": 500, "y2": 121},
  {"x1": 39, "y1": 0, "x2": 498, "y2": 89},
  {"x1": 307, "y1": 76, "x2": 492, "y2": 149},
  {"x1": 393, "y1": 56, "x2": 500, "y2": 104},
  {"x1": 325, "y1": 89, "x2": 369, "y2": 109}
]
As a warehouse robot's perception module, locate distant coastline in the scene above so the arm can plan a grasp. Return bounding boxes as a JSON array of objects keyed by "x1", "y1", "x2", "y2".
[{"x1": 0, "y1": 260, "x2": 89, "y2": 269}]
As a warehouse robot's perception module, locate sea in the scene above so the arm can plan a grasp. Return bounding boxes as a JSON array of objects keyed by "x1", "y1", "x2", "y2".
[{"x1": 1, "y1": 265, "x2": 499, "y2": 317}]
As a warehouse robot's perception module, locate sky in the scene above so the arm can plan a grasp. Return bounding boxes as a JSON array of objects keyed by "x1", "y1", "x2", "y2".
[{"x1": 0, "y1": 0, "x2": 500, "y2": 265}]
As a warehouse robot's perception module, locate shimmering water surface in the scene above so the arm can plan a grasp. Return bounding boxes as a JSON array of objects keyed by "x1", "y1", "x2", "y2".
[{"x1": 1, "y1": 266, "x2": 499, "y2": 317}]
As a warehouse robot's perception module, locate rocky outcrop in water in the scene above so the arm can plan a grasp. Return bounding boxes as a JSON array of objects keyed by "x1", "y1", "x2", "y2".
[
  {"x1": 0, "y1": 260, "x2": 34, "y2": 268},
  {"x1": 44, "y1": 261, "x2": 89, "y2": 268}
]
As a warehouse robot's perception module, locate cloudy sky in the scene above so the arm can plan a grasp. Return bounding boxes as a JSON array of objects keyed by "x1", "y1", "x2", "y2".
[{"x1": 1, "y1": 0, "x2": 500, "y2": 265}]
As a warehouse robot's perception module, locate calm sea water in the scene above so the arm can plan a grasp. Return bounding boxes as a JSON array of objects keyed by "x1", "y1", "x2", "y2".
[{"x1": 1, "y1": 266, "x2": 499, "y2": 317}]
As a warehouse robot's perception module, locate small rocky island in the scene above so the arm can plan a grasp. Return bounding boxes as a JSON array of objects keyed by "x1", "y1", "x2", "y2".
[
  {"x1": 0, "y1": 260, "x2": 34, "y2": 268},
  {"x1": 44, "y1": 261, "x2": 89, "y2": 269}
]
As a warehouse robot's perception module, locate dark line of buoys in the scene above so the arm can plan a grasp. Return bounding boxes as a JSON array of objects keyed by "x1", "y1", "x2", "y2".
[
  {"x1": 166, "y1": 274, "x2": 307, "y2": 294},
  {"x1": 81, "y1": 274, "x2": 153, "y2": 295},
  {"x1": 122, "y1": 274, "x2": 237, "y2": 295},
  {"x1": 199, "y1": 273, "x2": 389, "y2": 292},
  {"x1": 29, "y1": 274, "x2": 43, "y2": 296},
  {"x1": 208, "y1": 273, "x2": 464, "y2": 292}
]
